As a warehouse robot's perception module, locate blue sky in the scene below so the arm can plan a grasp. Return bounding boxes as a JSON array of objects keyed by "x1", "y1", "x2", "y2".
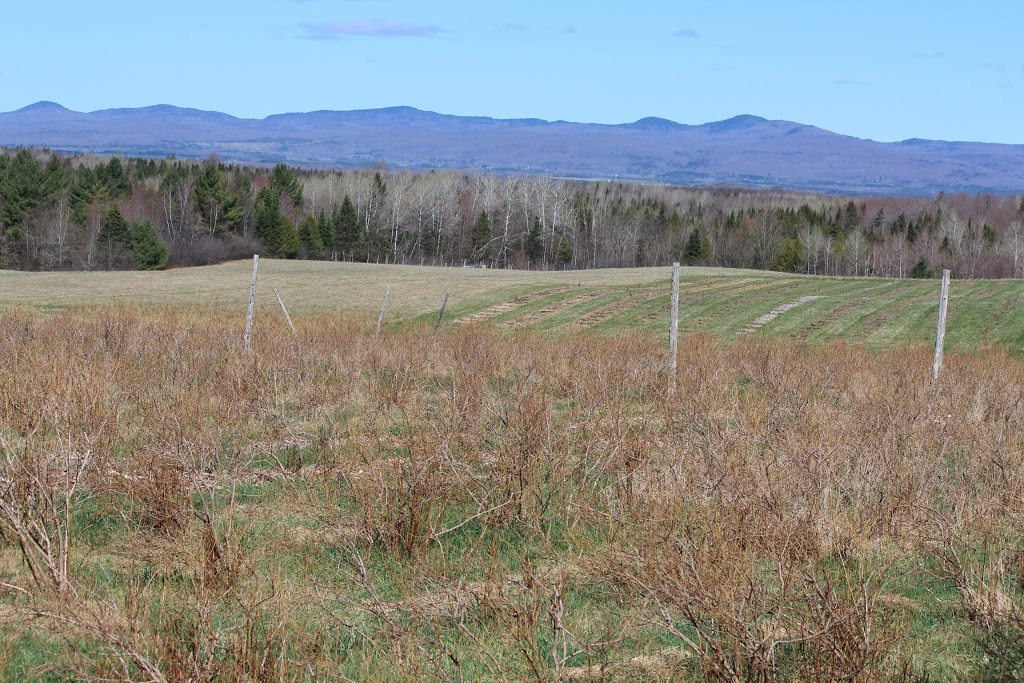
[{"x1": 1, "y1": 0, "x2": 1021, "y2": 143}]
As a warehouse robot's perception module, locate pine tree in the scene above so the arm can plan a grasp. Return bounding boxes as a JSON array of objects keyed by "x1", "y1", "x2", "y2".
[
  {"x1": 843, "y1": 200, "x2": 859, "y2": 231},
  {"x1": 317, "y1": 210, "x2": 334, "y2": 257},
  {"x1": 129, "y1": 219, "x2": 168, "y2": 270},
  {"x1": 910, "y1": 257, "x2": 932, "y2": 279},
  {"x1": 771, "y1": 238, "x2": 804, "y2": 272},
  {"x1": 472, "y1": 211, "x2": 492, "y2": 261},
  {"x1": 906, "y1": 219, "x2": 918, "y2": 243},
  {"x1": 525, "y1": 216, "x2": 543, "y2": 265},
  {"x1": 871, "y1": 208, "x2": 885, "y2": 235},
  {"x1": 194, "y1": 165, "x2": 234, "y2": 235},
  {"x1": 0, "y1": 150, "x2": 42, "y2": 228},
  {"x1": 983, "y1": 223, "x2": 997, "y2": 248},
  {"x1": 253, "y1": 187, "x2": 281, "y2": 248},
  {"x1": 555, "y1": 235, "x2": 572, "y2": 267},
  {"x1": 298, "y1": 214, "x2": 324, "y2": 259},
  {"x1": 97, "y1": 205, "x2": 133, "y2": 269},
  {"x1": 684, "y1": 227, "x2": 704, "y2": 264},
  {"x1": 334, "y1": 195, "x2": 364, "y2": 260},
  {"x1": 278, "y1": 216, "x2": 300, "y2": 259},
  {"x1": 270, "y1": 164, "x2": 303, "y2": 207},
  {"x1": 253, "y1": 187, "x2": 301, "y2": 258},
  {"x1": 96, "y1": 157, "x2": 132, "y2": 199}
]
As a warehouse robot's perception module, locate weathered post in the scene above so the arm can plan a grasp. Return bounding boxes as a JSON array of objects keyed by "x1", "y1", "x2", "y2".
[
  {"x1": 273, "y1": 288, "x2": 296, "y2": 335},
  {"x1": 669, "y1": 262, "x2": 680, "y2": 376},
  {"x1": 376, "y1": 286, "x2": 390, "y2": 337},
  {"x1": 435, "y1": 293, "x2": 450, "y2": 330},
  {"x1": 243, "y1": 254, "x2": 259, "y2": 352},
  {"x1": 932, "y1": 268, "x2": 951, "y2": 381}
]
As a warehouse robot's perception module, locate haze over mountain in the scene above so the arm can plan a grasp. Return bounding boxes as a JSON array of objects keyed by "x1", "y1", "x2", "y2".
[{"x1": 2, "y1": 101, "x2": 1022, "y2": 197}]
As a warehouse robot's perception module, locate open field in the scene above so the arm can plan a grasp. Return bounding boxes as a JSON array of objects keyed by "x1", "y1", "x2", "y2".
[
  {"x1": 1, "y1": 265, "x2": 1024, "y2": 680},
  {"x1": 3, "y1": 260, "x2": 1024, "y2": 350},
  {"x1": 0, "y1": 305, "x2": 1022, "y2": 680}
]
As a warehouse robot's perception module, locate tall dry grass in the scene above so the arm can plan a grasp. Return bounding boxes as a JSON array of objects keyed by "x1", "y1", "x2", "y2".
[{"x1": 0, "y1": 304, "x2": 1021, "y2": 681}]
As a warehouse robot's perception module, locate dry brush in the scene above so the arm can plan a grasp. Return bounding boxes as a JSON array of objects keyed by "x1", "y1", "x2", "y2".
[{"x1": 0, "y1": 305, "x2": 1020, "y2": 680}]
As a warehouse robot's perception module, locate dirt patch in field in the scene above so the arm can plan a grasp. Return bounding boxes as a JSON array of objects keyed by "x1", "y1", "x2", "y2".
[
  {"x1": 505, "y1": 291, "x2": 608, "y2": 328},
  {"x1": 799, "y1": 296, "x2": 872, "y2": 337},
  {"x1": 456, "y1": 287, "x2": 572, "y2": 324},
  {"x1": 365, "y1": 562, "x2": 583, "y2": 620},
  {"x1": 861, "y1": 288, "x2": 937, "y2": 329},
  {"x1": 561, "y1": 647, "x2": 692, "y2": 681},
  {"x1": 569, "y1": 289, "x2": 663, "y2": 328},
  {"x1": 739, "y1": 296, "x2": 821, "y2": 335}
]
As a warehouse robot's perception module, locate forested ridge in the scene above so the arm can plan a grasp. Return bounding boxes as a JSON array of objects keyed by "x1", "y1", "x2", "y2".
[{"x1": 2, "y1": 147, "x2": 1023, "y2": 278}]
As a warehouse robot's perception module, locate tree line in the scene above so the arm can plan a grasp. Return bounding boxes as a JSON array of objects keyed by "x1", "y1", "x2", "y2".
[{"x1": 2, "y1": 147, "x2": 1023, "y2": 278}]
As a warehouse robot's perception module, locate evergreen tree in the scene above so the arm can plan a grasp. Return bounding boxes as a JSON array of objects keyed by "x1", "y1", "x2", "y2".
[
  {"x1": 683, "y1": 227, "x2": 705, "y2": 264},
  {"x1": 270, "y1": 164, "x2": 303, "y2": 207},
  {"x1": 298, "y1": 214, "x2": 324, "y2": 258},
  {"x1": 317, "y1": 210, "x2": 334, "y2": 257},
  {"x1": 278, "y1": 216, "x2": 300, "y2": 259},
  {"x1": 871, "y1": 208, "x2": 885, "y2": 236},
  {"x1": 129, "y1": 219, "x2": 168, "y2": 270},
  {"x1": 983, "y1": 223, "x2": 997, "y2": 248},
  {"x1": 194, "y1": 165, "x2": 234, "y2": 235},
  {"x1": 334, "y1": 195, "x2": 364, "y2": 260},
  {"x1": 0, "y1": 150, "x2": 42, "y2": 228},
  {"x1": 97, "y1": 205, "x2": 133, "y2": 269},
  {"x1": 890, "y1": 213, "x2": 907, "y2": 236},
  {"x1": 40, "y1": 155, "x2": 68, "y2": 202},
  {"x1": 253, "y1": 187, "x2": 281, "y2": 247},
  {"x1": 910, "y1": 257, "x2": 932, "y2": 279},
  {"x1": 96, "y1": 157, "x2": 132, "y2": 199},
  {"x1": 472, "y1": 211, "x2": 492, "y2": 261},
  {"x1": 555, "y1": 235, "x2": 572, "y2": 267},
  {"x1": 843, "y1": 200, "x2": 860, "y2": 231},
  {"x1": 525, "y1": 216, "x2": 543, "y2": 265},
  {"x1": 254, "y1": 186, "x2": 298, "y2": 257},
  {"x1": 771, "y1": 238, "x2": 804, "y2": 272},
  {"x1": 225, "y1": 172, "x2": 250, "y2": 232}
]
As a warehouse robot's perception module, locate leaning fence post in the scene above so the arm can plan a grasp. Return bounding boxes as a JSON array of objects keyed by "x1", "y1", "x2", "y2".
[
  {"x1": 932, "y1": 268, "x2": 951, "y2": 381},
  {"x1": 669, "y1": 262, "x2": 680, "y2": 378},
  {"x1": 435, "y1": 292, "x2": 449, "y2": 330},
  {"x1": 273, "y1": 288, "x2": 296, "y2": 335},
  {"x1": 376, "y1": 286, "x2": 390, "y2": 337},
  {"x1": 243, "y1": 254, "x2": 259, "y2": 352}
]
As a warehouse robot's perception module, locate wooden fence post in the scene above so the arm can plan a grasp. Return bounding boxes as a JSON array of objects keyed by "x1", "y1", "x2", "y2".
[
  {"x1": 669, "y1": 262, "x2": 680, "y2": 376},
  {"x1": 435, "y1": 293, "x2": 449, "y2": 330},
  {"x1": 243, "y1": 254, "x2": 259, "y2": 352},
  {"x1": 932, "y1": 268, "x2": 951, "y2": 380},
  {"x1": 273, "y1": 288, "x2": 296, "y2": 335},
  {"x1": 376, "y1": 286, "x2": 390, "y2": 337}
]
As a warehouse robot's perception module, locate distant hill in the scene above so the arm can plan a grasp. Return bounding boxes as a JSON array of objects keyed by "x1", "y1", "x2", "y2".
[{"x1": 2, "y1": 102, "x2": 1023, "y2": 196}]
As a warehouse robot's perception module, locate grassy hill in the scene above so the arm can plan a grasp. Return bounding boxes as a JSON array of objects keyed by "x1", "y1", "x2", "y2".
[{"x1": 2, "y1": 259, "x2": 1023, "y2": 349}]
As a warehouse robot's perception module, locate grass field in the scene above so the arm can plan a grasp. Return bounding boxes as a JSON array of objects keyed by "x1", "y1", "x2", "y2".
[
  {"x1": 2, "y1": 259, "x2": 1023, "y2": 350},
  {"x1": 2, "y1": 263, "x2": 1024, "y2": 681}
]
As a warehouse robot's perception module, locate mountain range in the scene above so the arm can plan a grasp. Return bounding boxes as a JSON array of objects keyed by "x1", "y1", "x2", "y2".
[{"x1": 2, "y1": 101, "x2": 1023, "y2": 196}]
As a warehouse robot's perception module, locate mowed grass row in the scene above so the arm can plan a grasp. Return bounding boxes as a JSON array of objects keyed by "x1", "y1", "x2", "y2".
[{"x1": 2, "y1": 259, "x2": 1024, "y2": 349}]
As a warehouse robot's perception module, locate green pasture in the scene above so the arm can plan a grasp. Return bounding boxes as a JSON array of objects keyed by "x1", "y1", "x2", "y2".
[{"x1": 2, "y1": 259, "x2": 1023, "y2": 349}]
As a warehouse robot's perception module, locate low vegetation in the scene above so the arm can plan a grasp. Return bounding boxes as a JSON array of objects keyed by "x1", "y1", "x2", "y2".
[
  {"x1": 3, "y1": 260, "x2": 1024, "y2": 350},
  {"x1": 0, "y1": 303, "x2": 1022, "y2": 681}
]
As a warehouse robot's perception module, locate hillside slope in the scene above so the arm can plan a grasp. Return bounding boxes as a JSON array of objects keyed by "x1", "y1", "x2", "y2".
[{"x1": 2, "y1": 103, "x2": 1023, "y2": 195}]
